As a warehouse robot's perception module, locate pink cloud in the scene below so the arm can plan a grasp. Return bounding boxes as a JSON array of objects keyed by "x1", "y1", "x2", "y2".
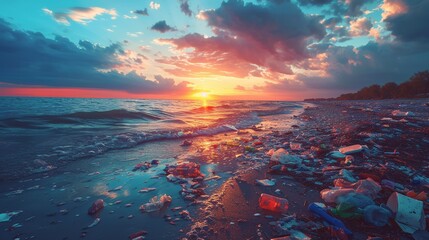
[
  {"x1": 349, "y1": 17, "x2": 373, "y2": 36},
  {"x1": 381, "y1": 0, "x2": 408, "y2": 20},
  {"x1": 156, "y1": 0, "x2": 325, "y2": 79}
]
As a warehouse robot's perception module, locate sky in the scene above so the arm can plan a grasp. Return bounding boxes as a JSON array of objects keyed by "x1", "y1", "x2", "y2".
[{"x1": 0, "y1": 0, "x2": 428, "y2": 100}]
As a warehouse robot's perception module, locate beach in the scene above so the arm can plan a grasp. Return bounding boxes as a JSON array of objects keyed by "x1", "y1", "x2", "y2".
[{"x1": 1, "y1": 99, "x2": 428, "y2": 239}]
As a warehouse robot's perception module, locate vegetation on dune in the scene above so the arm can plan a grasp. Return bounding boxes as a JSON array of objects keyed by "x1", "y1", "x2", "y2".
[{"x1": 337, "y1": 71, "x2": 429, "y2": 100}]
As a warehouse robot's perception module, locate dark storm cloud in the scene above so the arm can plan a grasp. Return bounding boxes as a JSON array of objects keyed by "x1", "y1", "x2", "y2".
[
  {"x1": 297, "y1": 0, "x2": 333, "y2": 6},
  {"x1": 0, "y1": 19, "x2": 191, "y2": 94},
  {"x1": 150, "y1": 20, "x2": 177, "y2": 33},
  {"x1": 384, "y1": 0, "x2": 429, "y2": 43},
  {"x1": 133, "y1": 8, "x2": 149, "y2": 16},
  {"x1": 179, "y1": 0, "x2": 192, "y2": 16}
]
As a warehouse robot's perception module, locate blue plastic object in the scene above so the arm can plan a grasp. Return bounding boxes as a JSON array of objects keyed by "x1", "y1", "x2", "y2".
[{"x1": 308, "y1": 203, "x2": 353, "y2": 235}]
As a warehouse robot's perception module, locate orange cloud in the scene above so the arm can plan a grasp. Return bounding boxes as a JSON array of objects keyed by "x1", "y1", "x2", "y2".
[{"x1": 381, "y1": 0, "x2": 408, "y2": 20}]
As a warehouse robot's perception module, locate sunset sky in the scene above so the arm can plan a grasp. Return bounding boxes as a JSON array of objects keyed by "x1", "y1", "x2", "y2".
[{"x1": 0, "y1": 0, "x2": 428, "y2": 100}]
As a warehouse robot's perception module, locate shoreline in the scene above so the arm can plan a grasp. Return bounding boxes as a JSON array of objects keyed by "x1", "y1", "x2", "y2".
[{"x1": 1, "y1": 99, "x2": 428, "y2": 239}]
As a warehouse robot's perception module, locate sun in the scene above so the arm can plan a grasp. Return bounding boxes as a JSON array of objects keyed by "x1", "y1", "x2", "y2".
[{"x1": 200, "y1": 92, "x2": 209, "y2": 98}]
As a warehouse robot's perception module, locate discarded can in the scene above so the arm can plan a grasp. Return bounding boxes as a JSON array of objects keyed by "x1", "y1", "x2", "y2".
[{"x1": 258, "y1": 193, "x2": 289, "y2": 213}]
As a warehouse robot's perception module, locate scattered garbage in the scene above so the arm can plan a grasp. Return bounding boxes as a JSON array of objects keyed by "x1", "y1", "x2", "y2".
[
  {"x1": 259, "y1": 193, "x2": 289, "y2": 213},
  {"x1": 331, "y1": 193, "x2": 374, "y2": 218},
  {"x1": 88, "y1": 199, "x2": 104, "y2": 215},
  {"x1": 328, "y1": 151, "x2": 346, "y2": 159},
  {"x1": 392, "y1": 110, "x2": 415, "y2": 117},
  {"x1": 129, "y1": 230, "x2": 148, "y2": 240},
  {"x1": 0, "y1": 210, "x2": 23, "y2": 222},
  {"x1": 139, "y1": 187, "x2": 156, "y2": 193},
  {"x1": 386, "y1": 192, "x2": 426, "y2": 233},
  {"x1": 308, "y1": 203, "x2": 352, "y2": 235},
  {"x1": 139, "y1": 194, "x2": 172, "y2": 213},
  {"x1": 363, "y1": 205, "x2": 392, "y2": 227},
  {"x1": 87, "y1": 218, "x2": 100, "y2": 228},
  {"x1": 256, "y1": 179, "x2": 275, "y2": 187},
  {"x1": 339, "y1": 144, "x2": 365, "y2": 155},
  {"x1": 165, "y1": 162, "x2": 203, "y2": 178},
  {"x1": 339, "y1": 169, "x2": 357, "y2": 183}
]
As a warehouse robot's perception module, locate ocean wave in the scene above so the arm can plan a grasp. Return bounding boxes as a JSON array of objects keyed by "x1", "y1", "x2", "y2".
[
  {"x1": 62, "y1": 109, "x2": 161, "y2": 120},
  {"x1": 0, "y1": 109, "x2": 162, "y2": 128}
]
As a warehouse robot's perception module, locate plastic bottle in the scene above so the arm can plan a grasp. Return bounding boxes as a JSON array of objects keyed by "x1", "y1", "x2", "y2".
[
  {"x1": 363, "y1": 205, "x2": 392, "y2": 227},
  {"x1": 308, "y1": 203, "x2": 353, "y2": 235},
  {"x1": 258, "y1": 193, "x2": 289, "y2": 213}
]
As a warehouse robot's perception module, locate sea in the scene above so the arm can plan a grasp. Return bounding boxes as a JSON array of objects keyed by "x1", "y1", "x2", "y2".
[{"x1": 0, "y1": 97, "x2": 305, "y2": 180}]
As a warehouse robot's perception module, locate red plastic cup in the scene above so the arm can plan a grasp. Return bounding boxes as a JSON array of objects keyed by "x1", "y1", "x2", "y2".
[{"x1": 259, "y1": 193, "x2": 289, "y2": 213}]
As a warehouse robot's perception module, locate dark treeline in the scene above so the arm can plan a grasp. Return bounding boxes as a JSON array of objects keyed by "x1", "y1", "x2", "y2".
[{"x1": 337, "y1": 70, "x2": 429, "y2": 100}]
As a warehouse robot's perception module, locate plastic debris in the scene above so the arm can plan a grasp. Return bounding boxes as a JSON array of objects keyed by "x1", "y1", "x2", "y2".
[
  {"x1": 139, "y1": 194, "x2": 172, "y2": 213},
  {"x1": 0, "y1": 210, "x2": 23, "y2": 222},
  {"x1": 270, "y1": 148, "x2": 288, "y2": 162},
  {"x1": 259, "y1": 193, "x2": 289, "y2": 213},
  {"x1": 256, "y1": 179, "x2": 275, "y2": 187},
  {"x1": 333, "y1": 178, "x2": 381, "y2": 199},
  {"x1": 308, "y1": 203, "x2": 352, "y2": 235},
  {"x1": 387, "y1": 192, "x2": 426, "y2": 233},
  {"x1": 321, "y1": 188, "x2": 355, "y2": 203},
  {"x1": 392, "y1": 110, "x2": 415, "y2": 117},
  {"x1": 289, "y1": 142, "x2": 302, "y2": 151},
  {"x1": 88, "y1": 199, "x2": 104, "y2": 215},
  {"x1": 129, "y1": 230, "x2": 148, "y2": 240},
  {"x1": 87, "y1": 218, "x2": 100, "y2": 228},
  {"x1": 339, "y1": 169, "x2": 357, "y2": 183},
  {"x1": 363, "y1": 205, "x2": 392, "y2": 227},
  {"x1": 328, "y1": 151, "x2": 346, "y2": 159},
  {"x1": 331, "y1": 193, "x2": 374, "y2": 218},
  {"x1": 139, "y1": 187, "x2": 156, "y2": 193},
  {"x1": 406, "y1": 191, "x2": 427, "y2": 201},
  {"x1": 339, "y1": 144, "x2": 364, "y2": 155},
  {"x1": 165, "y1": 162, "x2": 203, "y2": 178}
]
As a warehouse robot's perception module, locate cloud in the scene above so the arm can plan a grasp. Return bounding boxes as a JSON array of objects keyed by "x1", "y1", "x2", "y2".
[
  {"x1": 381, "y1": 0, "x2": 408, "y2": 20},
  {"x1": 384, "y1": 0, "x2": 429, "y2": 43},
  {"x1": 150, "y1": 1, "x2": 160, "y2": 10},
  {"x1": 0, "y1": 18, "x2": 192, "y2": 94},
  {"x1": 158, "y1": 0, "x2": 325, "y2": 78},
  {"x1": 349, "y1": 17, "x2": 373, "y2": 36},
  {"x1": 299, "y1": 40, "x2": 429, "y2": 92},
  {"x1": 179, "y1": 0, "x2": 193, "y2": 16},
  {"x1": 151, "y1": 20, "x2": 177, "y2": 33},
  {"x1": 43, "y1": 7, "x2": 117, "y2": 25},
  {"x1": 297, "y1": 0, "x2": 333, "y2": 6},
  {"x1": 133, "y1": 8, "x2": 149, "y2": 16},
  {"x1": 234, "y1": 85, "x2": 246, "y2": 91}
]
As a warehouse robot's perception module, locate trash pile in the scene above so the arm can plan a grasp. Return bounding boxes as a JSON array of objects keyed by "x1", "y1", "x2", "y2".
[
  {"x1": 256, "y1": 102, "x2": 429, "y2": 239},
  {"x1": 164, "y1": 162, "x2": 207, "y2": 201}
]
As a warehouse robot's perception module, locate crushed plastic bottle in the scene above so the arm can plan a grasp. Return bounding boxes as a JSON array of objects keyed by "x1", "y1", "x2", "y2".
[
  {"x1": 363, "y1": 205, "x2": 392, "y2": 227},
  {"x1": 88, "y1": 199, "x2": 104, "y2": 215},
  {"x1": 139, "y1": 194, "x2": 172, "y2": 213},
  {"x1": 258, "y1": 193, "x2": 289, "y2": 213}
]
